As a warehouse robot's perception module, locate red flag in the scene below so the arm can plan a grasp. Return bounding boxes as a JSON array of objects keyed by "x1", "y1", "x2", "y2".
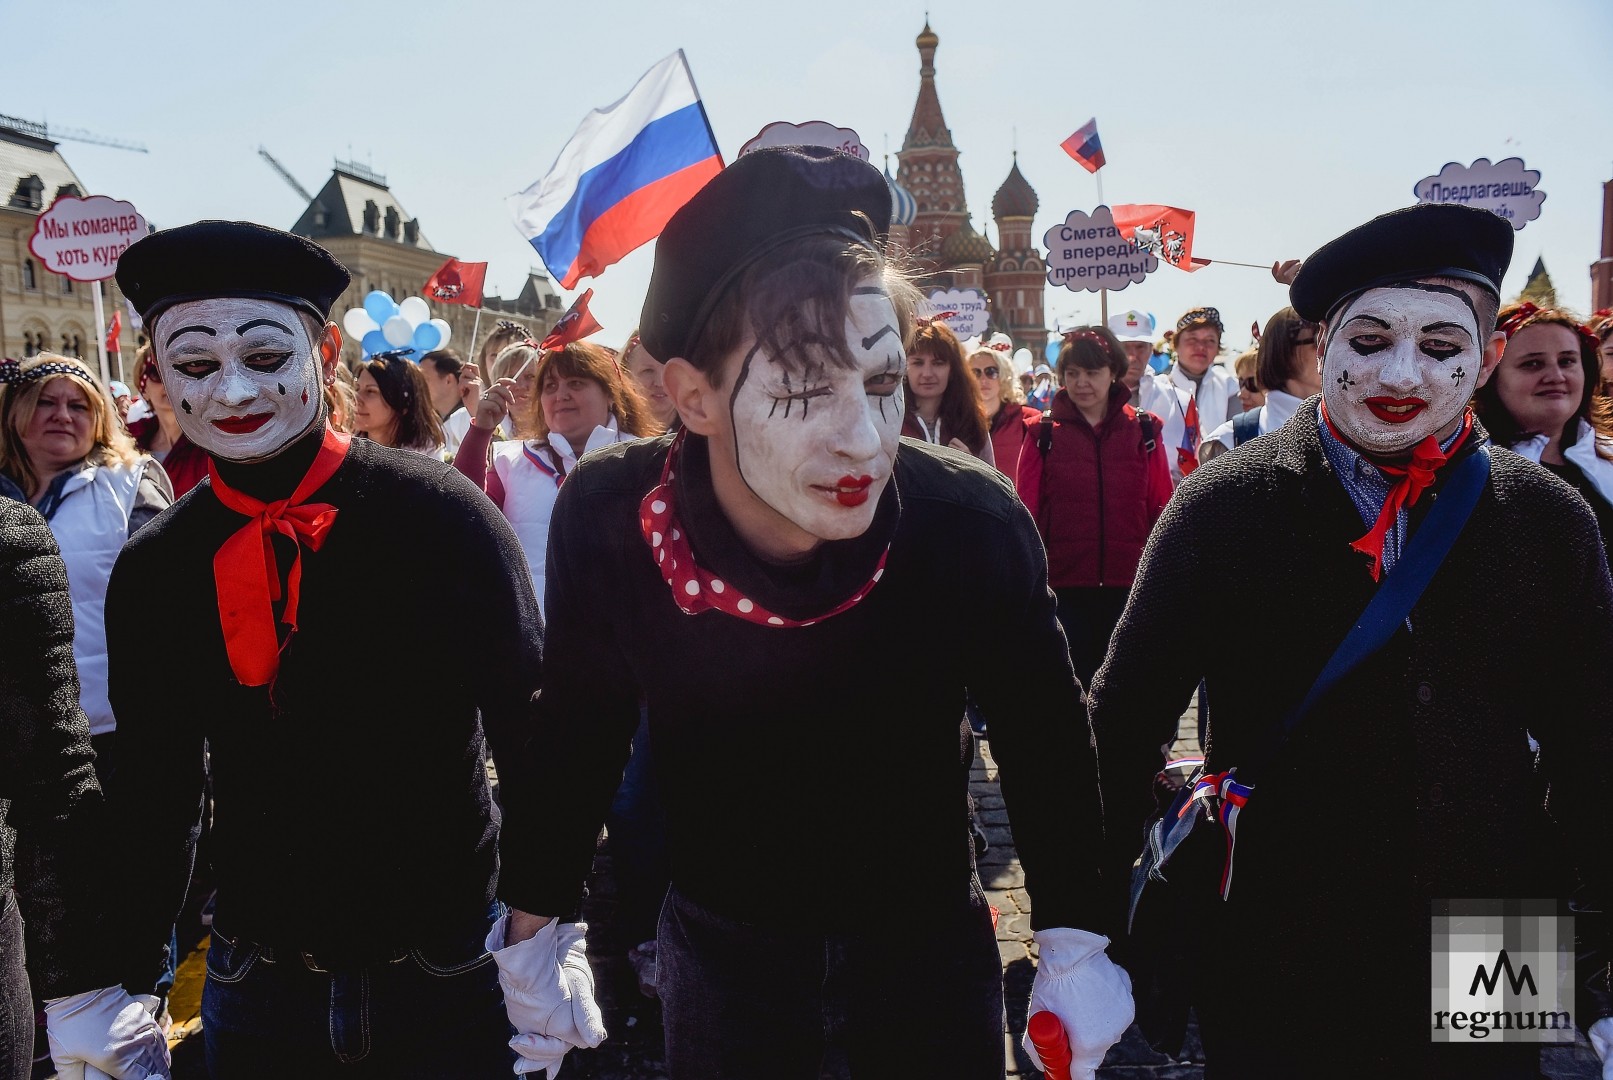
[
  {"x1": 540, "y1": 289, "x2": 603, "y2": 351},
  {"x1": 105, "y1": 310, "x2": 122, "y2": 357},
  {"x1": 1110, "y1": 204, "x2": 1200, "y2": 273},
  {"x1": 422, "y1": 257, "x2": 489, "y2": 307}
]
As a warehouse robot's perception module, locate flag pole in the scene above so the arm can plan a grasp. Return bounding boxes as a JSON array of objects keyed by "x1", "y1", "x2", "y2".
[
  {"x1": 465, "y1": 305, "x2": 484, "y2": 367},
  {"x1": 678, "y1": 49, "x2": 725, "y2": 166},
  {"x1": 1096, "y1": 170, "x2": 1108, "y2": 325},
  {"x1": 1193, "y1": 258, "x2": 1271, "y2": 270},
  {"x1": 91, "y1": 280, "x2": 111, "y2": 385}
]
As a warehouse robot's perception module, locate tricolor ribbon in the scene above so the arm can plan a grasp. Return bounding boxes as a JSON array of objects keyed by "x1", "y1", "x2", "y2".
[{"x1": 1188, "y1": 768, "x2": 1255, "y2": 899}]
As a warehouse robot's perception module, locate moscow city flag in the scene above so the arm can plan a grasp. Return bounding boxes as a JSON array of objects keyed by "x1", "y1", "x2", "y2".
[
  {"x1": 422, "y1": 258, "x2": 489, "y2": 307},
  {"x1": 1110, "y1": 204, "x2": 1201, "y2": 272},
  {"x1": 1060, "y1": 119, "x2": 1105, "y2": 174},
  {"x1": 508, "y1": 50, "x2": 723, "y2": 290},
  {"x1": 540, "y1": 289, "x2": 603, "y2": 352}
]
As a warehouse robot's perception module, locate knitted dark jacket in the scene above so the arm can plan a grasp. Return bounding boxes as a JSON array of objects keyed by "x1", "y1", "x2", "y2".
[
  {"x1": 1090, "y1": 399, "x2": 1613, "y2": 1074},
  {"x1": 0, "y1": 498, "x2": 115, "y2": 998},
  {"x1": 103, "y1": 430, "x2": 544, "y2": 991}
]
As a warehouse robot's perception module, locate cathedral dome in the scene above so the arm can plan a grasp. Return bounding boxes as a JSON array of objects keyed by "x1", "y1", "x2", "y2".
[
  {"x1": 941, "y1": 219, "x2": 993, "y2": 266},
  {"x1": 886, "y1": 167, "x2": 917, "y2": 228},
  {"x1": 992, "y1": 157, "x2": 1038, "y2": 220},
  {"x1": 916, "y1": 21, "x2": 939, "y2": 50}
]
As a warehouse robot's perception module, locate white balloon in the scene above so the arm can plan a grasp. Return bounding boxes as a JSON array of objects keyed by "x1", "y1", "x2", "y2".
[
  {"x1": 343, "y1": 307, "x2": 378, "y2": 338},
  {"x1": 1013, "y1": 348, "x2": 1034, "y2": 376},
  {"x1": 428, "y1": 318, "x2": 452, "y2": 348},
  {"x1": 399, "y1": 296, "x2": 431, "y2": 328},
  {"x1": 382, "y1": 315, "x2": 414, "y2": 347}
]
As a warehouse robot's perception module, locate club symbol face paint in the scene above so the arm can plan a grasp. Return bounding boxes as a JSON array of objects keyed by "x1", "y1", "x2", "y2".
[
  {"x1": 1320, "y1": 282, "x2": 1485, "y2": 455},
  {"x1": 154, "y1": 297, "x2": 324, "y2": 462}
]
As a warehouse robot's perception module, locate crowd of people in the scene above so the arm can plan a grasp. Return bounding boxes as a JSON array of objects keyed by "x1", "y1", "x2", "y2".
[{"x1": 2, "y1": 145, "x2": 1613, "y2": 1080}]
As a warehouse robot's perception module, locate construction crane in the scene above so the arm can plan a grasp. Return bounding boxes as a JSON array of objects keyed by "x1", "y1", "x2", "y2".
[
  {"x1": 0, "y1": 114, "x2": 148, "y2": 153},
  {"x1": 258, "y1": 146, "x2": 314, "y2": 203}
]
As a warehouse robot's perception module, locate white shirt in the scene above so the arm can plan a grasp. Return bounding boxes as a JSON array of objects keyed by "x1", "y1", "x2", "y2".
[
  {"x1": 1139, "y1": 362, "x2": 1242, "y2": 481},
  {"x1": 441, "y1": 408, "x2": 472, "y2": 456},
  {"x1": 1204, "y1": 389, "x2": 1306, "y2": 451},
  {"x1": 1510, "y1": 419, "x2": 1613, "y2": 508}
]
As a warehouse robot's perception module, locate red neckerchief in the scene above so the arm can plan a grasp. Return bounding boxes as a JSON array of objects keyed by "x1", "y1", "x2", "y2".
[
  {"x1": 207, "y1": 427, "x2": 350, "y2": 686},
  {"x1": 638, "y1": 431, "x2": 890, "y2": 628},
  {"x1": 522, "y1": 442, "x2": 565, "y2": 488},
  {"x1": 1321, "y1": 402, "x2": 1475, "y2": 582}
]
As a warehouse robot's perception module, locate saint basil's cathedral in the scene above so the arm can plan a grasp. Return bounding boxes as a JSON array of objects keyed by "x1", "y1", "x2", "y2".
[{"x1": 886, "y1": 21, "x2": 1049, "y2": 355}]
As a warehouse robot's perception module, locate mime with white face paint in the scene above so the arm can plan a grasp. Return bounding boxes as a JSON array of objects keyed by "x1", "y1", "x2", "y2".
[
  {"x1": 1091, "y1": 204, "x2": 1613, "y2": 1078},
  {"x1": 522, "y1": 147, "x2": 1128, "y2": 1078},
  {"x1": 99, "y1": 222, "x2": 570, "y2": 1076}
]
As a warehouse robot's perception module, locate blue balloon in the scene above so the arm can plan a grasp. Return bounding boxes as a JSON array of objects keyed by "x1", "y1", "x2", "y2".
[
  {"x1": 1044, "y1": 340, "x2": 1060, "y2": 364},
  {"x1": 363, "y1": 290, "x2": 399, "y2": 325},
  {"x1": 411, "y1": 322, "x2": 442, "y2": 353},
  {"x1": 361, "y1": 329, "x2": 389, "y2": 357}
]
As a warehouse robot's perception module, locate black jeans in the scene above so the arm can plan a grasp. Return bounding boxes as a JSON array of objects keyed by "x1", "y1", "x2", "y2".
[
  {"x1": 201, "y1": 913, "x2": 514, "y2": 1077},
  {"x1": 657, "y1": 882, "x2": 1005, "y2": 1079},
  {"x1": 0, "y1": 892, "x2": 30, "y2": 1080}
]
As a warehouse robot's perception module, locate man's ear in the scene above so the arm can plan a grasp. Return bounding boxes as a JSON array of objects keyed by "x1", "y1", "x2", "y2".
[
  {"x1": 663, "y1": 357, "x2": 720, "y2": 436},
  {"x1": 1474, "y1": 331, "x2": 1506, "y2": 389},
  {"x1": 319, "y1": 322, "x2": 342, "y2": 383}
]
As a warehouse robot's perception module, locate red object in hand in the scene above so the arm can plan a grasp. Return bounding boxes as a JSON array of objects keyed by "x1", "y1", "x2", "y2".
[{"x1": 1028, "y1": 1010, "x2": 1072, "y2": 1080}]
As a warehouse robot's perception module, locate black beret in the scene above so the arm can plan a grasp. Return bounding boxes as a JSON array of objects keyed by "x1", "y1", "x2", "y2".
[
  {"x1": 117, "y1": 220, "x2": 351, "y2": 330},
  {"x1": 1289, "y1": 204, "x2": 1513, "y2": 323},
  {"x1": 639, "y1": 146, "x2": 893, "y2": 362}
]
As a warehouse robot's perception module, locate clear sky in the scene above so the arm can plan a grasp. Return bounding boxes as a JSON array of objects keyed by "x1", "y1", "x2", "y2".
[{"x1": 13, "y1": 0, "x2": 1610, "y2": 354}]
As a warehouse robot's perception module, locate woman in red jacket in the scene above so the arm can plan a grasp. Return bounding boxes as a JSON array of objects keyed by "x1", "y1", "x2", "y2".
[
  {"x1": 970, "y1": 344, "x2": 1041, "y2": 477},
  {"x1": 1016, "y1": 326, "x2": 1173, "y2": 688}
]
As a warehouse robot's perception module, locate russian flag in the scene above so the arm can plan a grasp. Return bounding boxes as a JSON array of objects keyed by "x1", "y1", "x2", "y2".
[
  {"x1": 508, "y1": 50, "x2": 722, "y2": 289},
  {"x1": 1060, "y1": 118, "x2": 1105, "y2": 174}
]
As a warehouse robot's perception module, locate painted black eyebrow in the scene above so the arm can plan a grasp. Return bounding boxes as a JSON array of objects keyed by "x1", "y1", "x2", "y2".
[
  {"x1": 1421, "y1": 321, "x2": 1472, "y2": 337},
  {"x1": 1342, "y1": 315, "x2": 1391, "y2": 329},
  {"x1": 165, "y1": 324, "x2": 217, "y2": 347},
  {"x1": 861, "y1": 325, "x2": 898, "y2": 351},
  {"x1": 237, "y1": 318, "x2": 294, "y2": 336},
  {"x1": 851, "y1": 286, "x2": 886, "y2": 296}
]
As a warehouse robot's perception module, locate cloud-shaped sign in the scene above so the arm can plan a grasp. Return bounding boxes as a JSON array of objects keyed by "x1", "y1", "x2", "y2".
[
  {"x1": 738, "y1": 121, "x2": 869, "y2": 161},
  {"x1": 1414, "y1": 157, "x2": 1544, "y2": 231},
  {"x1": 1044, "y1": 207, "x2": 1157, "y2": 294},
  {"x1": 28, "y1": 194, "x2": 148, "y2": 282},
  {"x1": 921, "y1": 288, "x2": 989, "y2": 339}
]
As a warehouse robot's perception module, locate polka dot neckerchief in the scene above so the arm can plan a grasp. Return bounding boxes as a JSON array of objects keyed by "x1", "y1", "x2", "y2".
[{"x1": 639, "y1": 431, "x2": 890, "y2": 628}]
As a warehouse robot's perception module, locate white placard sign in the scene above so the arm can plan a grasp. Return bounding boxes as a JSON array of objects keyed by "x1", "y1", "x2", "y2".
[
  {"x1": 1414, "y1": 157, "x2": 1544, "y2": 231},
  {"x1": 738, "y1": 120, "x2": 870, "y2": 161},
  {"x1": 28, "y1": 194, "x2": 148, "y2": 281},
  {"x1": 1043, "y1": 207, "x2": 1156, "y2": 293},
  {"x1": 922, "y1": 288, "x2": 989, "y2": 339}
]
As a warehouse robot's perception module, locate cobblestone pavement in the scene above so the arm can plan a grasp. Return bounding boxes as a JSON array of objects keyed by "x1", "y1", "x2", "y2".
[{"x1": 102, "y1": 703, "x2": 1602, "y2": 1078}]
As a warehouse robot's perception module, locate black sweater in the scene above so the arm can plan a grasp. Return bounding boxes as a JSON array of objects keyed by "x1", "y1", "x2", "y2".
[
  {"x1": 103, "y1": 431, "x2": 544, "y2": 988},
  {"x1": 525, "y1": 433, "x2": 1105, "y2": 931},
  {"x1": 0, "y1": 498, "x2": 113, "y2": 998},
  {"x1": 1091, "y1": 399, "x2": 1613, "y2": 1067}
]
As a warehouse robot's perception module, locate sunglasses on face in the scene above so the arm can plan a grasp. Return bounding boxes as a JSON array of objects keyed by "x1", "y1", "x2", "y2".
[
  {"x1": 971, "y1": 366, "x2": 1000, "y2": 380},
  {"x1": 1239, "y1": 377, "x2": 1261, "y2": 393}
]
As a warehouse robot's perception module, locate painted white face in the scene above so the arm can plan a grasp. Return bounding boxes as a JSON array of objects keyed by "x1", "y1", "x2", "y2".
[
  {"x1": 154, "y1": 298, "x2": 324, "y2": 461},
  {"x1": 726, "y1": 284, "x2": 904, "y2": 542},
  {"x1": 1320, "y1": 283, "x2": 1484, "y2": 455}
]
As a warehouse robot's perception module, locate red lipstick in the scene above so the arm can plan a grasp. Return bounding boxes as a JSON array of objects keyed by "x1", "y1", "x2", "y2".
[
  {"x1": 212, "y1": 413, "x2": 273, "y2": 435},
  {"x1": 830, "y1": 475, "x2": 873, "y2": 507},
  {"x1": 1363, "y1": 397, "x2": 1427, "y2": 424}
]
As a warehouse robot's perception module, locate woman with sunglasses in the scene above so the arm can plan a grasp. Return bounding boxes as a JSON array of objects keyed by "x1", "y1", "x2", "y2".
[
  {"x1": 970, "y1": 345, "x2": 1041, "y2": 476},
  {"x1": 1016, "y1": 326, "x2": 1172, "y2": 690},
  {"x1": 126, "y1": 343, "x2": 209, "y2": 497},
  {"x1": 1199, "y1": 306, "x2": 1319, "y2": 463},
  {"x1": 1476, "y1": 302, "x2": 1613, "y2": 560}
]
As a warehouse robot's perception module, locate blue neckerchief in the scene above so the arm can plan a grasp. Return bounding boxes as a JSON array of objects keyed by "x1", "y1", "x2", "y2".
[{"x1": 1317, "y1": 413, "x2": 1465, "y2": 578}]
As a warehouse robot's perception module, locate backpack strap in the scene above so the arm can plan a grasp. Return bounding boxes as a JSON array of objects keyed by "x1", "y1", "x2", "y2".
[
  {"x1": 1037, "y1": 409, "x2": 1055, "y2": 457},
  {"x1": 1138, "y1": 412, "x2": 1158, "y2": 453},
  {"x1": 1232, "y1": 408, "x2": 1262, "y2": 446}
]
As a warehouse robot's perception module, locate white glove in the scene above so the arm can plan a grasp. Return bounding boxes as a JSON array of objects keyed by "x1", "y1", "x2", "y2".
[
  {"x1": 44, "y1": 986, "x2": 171, "y2": 1080},
  {"x1": 1021, "y1": 928, "x2": 1133, "y2": 1080},
  {"x1": 1588, "y1": 1016, "x2": 1613, "y2": 1079},
  {"x1": 486, "y1": 914, "x2": 607, "y2": 1076}
]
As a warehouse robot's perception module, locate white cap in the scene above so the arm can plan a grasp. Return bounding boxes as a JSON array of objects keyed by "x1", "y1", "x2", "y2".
[{"x1": 1108, "y1": 309, "x2": 1156, "y2": 342}]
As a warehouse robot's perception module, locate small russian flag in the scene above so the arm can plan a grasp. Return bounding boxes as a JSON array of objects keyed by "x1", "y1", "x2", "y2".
[
  {"x1": 508, "y1": 51, "x2": 723, "y2": 289},
  {"x1": 1060, "y1": 118, "x2": 1105, "y2": 174}
]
